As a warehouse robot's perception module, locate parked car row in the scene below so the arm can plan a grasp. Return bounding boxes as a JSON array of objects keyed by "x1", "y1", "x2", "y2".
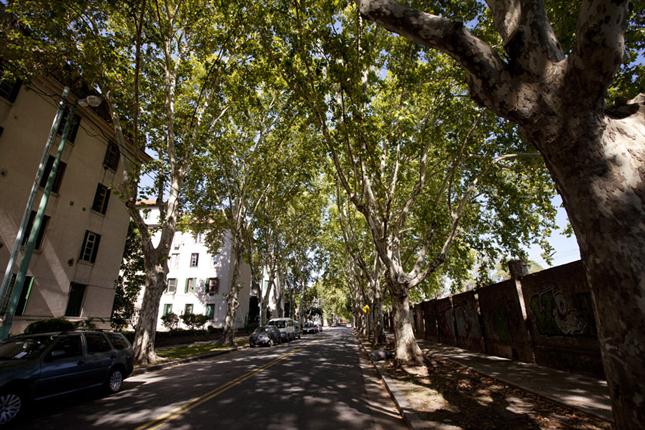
[
  {"x1": 250, "y1": 318, "x2": 325, "y2": 348},
  {"x1": 0, "y1": 330, "x2": 134, "y2": 425},
  {"x1": 302, "y1": 321, "x2": 322, "y2": 334}
]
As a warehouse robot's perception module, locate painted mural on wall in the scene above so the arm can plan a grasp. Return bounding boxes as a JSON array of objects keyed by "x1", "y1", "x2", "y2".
[
  {"x1": 452, "y1": 291, "x2": 484, "y2": 352},
  {"x1": 528, "y1": 286, "x2": 596, "y2": 337},
  {"x1": 412, "y1": 260, "x2": 602, "y2": 376},
  {"x1": 436, "y1": 297, "x2": 456, "y2": 344},
  {"x1": 477, "y1": 280, "x2": 533, "y2": 361},
  {"x1": 423, "y1": 300, "x2": 438, "y2": 339}
]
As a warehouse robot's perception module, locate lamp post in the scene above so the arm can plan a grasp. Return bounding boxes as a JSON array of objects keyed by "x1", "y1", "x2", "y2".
[{"x1": 0, "y1": 89, "x2": 102, "y2": 339}]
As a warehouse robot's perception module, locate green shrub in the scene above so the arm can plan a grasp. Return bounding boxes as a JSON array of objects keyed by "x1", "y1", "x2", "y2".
[
  {"x1": 161, "y1": 312, "x2": 179, "y2": 331},
  {"x1": 180, "y1": 313, "x2": 209, "y2": 330},
  {"x1": 24, "y1": 318, "x2": 75, "y2": 334}
]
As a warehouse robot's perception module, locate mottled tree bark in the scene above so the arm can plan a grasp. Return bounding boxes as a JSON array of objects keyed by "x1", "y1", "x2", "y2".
[
  {"x1": 259, "y1": 277, "x2": 273, "y2": 326},
  {"x1": 132, "y1": 260, "x2": 167, "y2": 365},
  {"x1": 390, "y1": 285, "x2": 424, "y2": 365},
  {"x1": 526, "y1": 98, "x2": 645, "y2": 428},
  {"x1": 358, "y1": 0, "x2": 643, "y2": 426},
  {"x1": 222, "y1": 241, "x2": 242, "y2": 346}
]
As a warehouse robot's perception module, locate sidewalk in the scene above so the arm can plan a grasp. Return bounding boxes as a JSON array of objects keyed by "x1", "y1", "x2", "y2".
[
  {"x1": 417, "y1": 340, "x2": 612, "y2": 422},
  {"x1": 363, "y1": 334, "x2": 613, "y2": 429}
]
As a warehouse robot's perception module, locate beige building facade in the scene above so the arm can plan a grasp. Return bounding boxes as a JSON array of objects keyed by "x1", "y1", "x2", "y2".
[{"x1": 0, "y1": 76, "x2": 146, "y2": 334}]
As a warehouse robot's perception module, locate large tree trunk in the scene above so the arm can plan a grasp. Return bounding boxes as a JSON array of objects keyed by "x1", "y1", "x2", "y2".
[
  {"x1": 390, "y1": 284, "x2": 424, "y2": 365},
  {"x1": 373, "y1": 286, "x2": 385, "y2": 345},
  {"x1": 132, "y1": 258, "x2": 167, "y2": 365},
  {"x1": 528, "y1": 98, "x2": 645, "y2": 427},
  {"x1": 374, "y1": 299, "x2": 385, "y2": 345},
  {"x1": 260, "y1": 264, "x2": 276, "y2": 325},
  {"x1": 222, "y1": 244, "x2": 242, "y2": 346},
  {"x1": 275, "y1": 279, "x2": 284, "y2": 318},
  {"x1": 260, "y1": 280, "x2": 273, "y2": 325}
]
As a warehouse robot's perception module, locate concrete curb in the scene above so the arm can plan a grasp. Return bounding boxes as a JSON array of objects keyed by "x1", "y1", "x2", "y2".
[
  {"x1": 356, "y1": 337, "x2": 424, "y2": 430},
  {"x1": 132, "y1": 346, "x2": 243, "y2": 376}
]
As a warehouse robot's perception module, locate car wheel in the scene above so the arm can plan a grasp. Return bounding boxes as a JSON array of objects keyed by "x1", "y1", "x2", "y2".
[
  {"x1": 105, "y1": 368, "x2": 124, "y2": 394},
  {"x1": 0, "y1": 391, "x2": 24, "y2": 425}
]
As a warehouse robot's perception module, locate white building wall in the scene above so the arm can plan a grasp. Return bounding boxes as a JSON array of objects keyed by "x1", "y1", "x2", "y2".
[
  {"x1": 137, "y1": 206, "x2": 252, "y2": 331},
  {"x1": 0, "y1": 78, "x2": 141, "y2": 333}
]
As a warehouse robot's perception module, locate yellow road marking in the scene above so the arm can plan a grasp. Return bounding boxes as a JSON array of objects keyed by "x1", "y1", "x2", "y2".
[{"x1": 135, "y1": 349, "x2": 300, "y2": 430}]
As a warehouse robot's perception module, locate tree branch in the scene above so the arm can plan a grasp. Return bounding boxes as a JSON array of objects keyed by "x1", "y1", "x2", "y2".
[
  {"x1": 356, "y1": 0, "x2": 506, "y2": 95},
  {"x1": 566, "y1": 0, "x2": 629, "y2": 108}
]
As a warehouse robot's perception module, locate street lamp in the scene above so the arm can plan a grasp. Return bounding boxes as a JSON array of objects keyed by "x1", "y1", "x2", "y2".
[
  {"x1": 0, "y1": 90, "x2": 102, "y2": 339},
  {"x1": 77, "y1": 95, "x2": 102, "y2": 108}
]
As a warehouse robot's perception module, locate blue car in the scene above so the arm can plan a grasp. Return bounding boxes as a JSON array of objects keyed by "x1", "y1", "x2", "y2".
[{"x1": 0, "y1": 330, "x2": 133, "y2": 425}]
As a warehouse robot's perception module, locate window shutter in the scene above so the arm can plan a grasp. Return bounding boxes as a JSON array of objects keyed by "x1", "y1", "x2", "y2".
[
  {"x1": 79, "y1": 231, "x2": 89, "y2": 260},
  {"x1": 90, "y1": 234, "x2": 101, "y2": 263},
  {"x1": 103, "y1": 187, "x2": 111, "y2": 213}
]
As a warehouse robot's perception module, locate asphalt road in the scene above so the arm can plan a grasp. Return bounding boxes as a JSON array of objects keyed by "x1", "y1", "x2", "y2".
[{"x1": 15, "y1": 327, "x2": 406, "y2": 430}]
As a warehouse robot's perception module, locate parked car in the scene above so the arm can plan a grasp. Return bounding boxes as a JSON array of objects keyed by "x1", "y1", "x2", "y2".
[
  {"x1": 0, "y1": 330, "x2": 133, "y2": 425},
  {"x1": 249, "y1": 326, "x2": 282, "y2": 347},
  {"x1": 302, "y1": 322, "x2": 318, "y2": 334},
  {"x1": 267, "y1": 318, "x2": 295, "y2": 342}
]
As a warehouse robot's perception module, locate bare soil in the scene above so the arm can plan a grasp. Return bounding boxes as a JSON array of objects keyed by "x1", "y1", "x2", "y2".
[{"x1": 381, "y1": 354, "x2": 612, "y2": 430}]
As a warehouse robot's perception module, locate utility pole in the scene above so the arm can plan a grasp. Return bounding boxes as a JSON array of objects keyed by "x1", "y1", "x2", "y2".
[
  {"x1": 0, "y1": 87, "x2": 69, "y2": 321},
  {"x1": 0, "y1": 90, "x2": 74, "y2": 340}
]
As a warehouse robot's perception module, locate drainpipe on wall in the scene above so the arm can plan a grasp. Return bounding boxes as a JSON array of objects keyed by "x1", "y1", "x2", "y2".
[
  {"x1": 0, "y1": 87, "x2": 70, "y2": 315},
  {"x1": 0, "y1": 102, "x2": 75, "y2": 340}
]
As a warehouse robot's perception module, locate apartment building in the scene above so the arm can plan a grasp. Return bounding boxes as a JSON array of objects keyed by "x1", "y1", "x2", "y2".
[
  {"x1": 0, "y1": 75, "x2": 148, "y2": 334},
  {"x1": 138, "y1": 203, "x2": 252, "y2": 331}
]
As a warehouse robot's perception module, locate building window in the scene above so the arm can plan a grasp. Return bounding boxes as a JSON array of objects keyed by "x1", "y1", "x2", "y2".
[
  {"x1": 65, "y1": 282, "x2": 86, "y2": 317},
  {"x1": 91, "y1": 183, "x2": 111, "y2": 215},
  {"x1": 79, "y1": 230, "x2": 101, "y2": 263},
  {"x1": 39, "y1": 156, "x2": 67, "y2": 193},
  {"x1": 166, "y1": 278, "x2": 177, "y2": 294},
  {"x1": 170, "y1": 253, "x2": 180, "y2": 271},
  {"x1": 22, "y1": 211, "x2": 50, "y2": 250},
  {"x1": 163, "y1": 304, "x2": 173, "y2": 315},
  {"x1": 206, "y1": 304, "x2": 215, "y2": 320},
  {"x1": 92, "y1": 183, "x2": 111, "y2": 215},
  {"x1": 15, "y1": 276, "x2": 34, "y2": 316},
  {"x1": 0, "y1": 73, "x2": 21, "y2": 103},
  {"x1": 185, "y1": 278, "x2": 196, "y2": 294},
  {"x1": 195, "y1": 232, "x2": 203, "y2": 243},
  {"x1": 207, "y1": 278, "x2": 219, "y2": 295},
  {"x1": 103, "y1": 142, "x2": 120, "y2": 171},
  {"x1": 190, "y1": 253, "x2": 199, "y2": 267},
  {"x1": 56, "y1": 107, "x2": 81, "y2": 144},
  {"x1": 184, "y1": 304, "x2": 193, "y2": 315}
]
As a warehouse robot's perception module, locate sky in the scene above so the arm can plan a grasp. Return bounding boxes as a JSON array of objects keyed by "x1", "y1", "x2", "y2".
[{"x1": 526, "y1": 195, "x2": 580, "y2": 269}]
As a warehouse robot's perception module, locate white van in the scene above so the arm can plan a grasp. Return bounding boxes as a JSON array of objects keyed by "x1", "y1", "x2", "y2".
[{"x1": 267, "y1": 318, "x2": 295, "y2": 342}]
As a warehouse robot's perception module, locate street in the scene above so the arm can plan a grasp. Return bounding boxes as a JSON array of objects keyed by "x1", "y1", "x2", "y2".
[{"x1": 14, "y1": 328, "x2": 406, "y2": 430}]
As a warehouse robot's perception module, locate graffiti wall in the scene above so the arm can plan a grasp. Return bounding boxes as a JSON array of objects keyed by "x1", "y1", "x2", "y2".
[
  {"x1": 436, "y1": 297, "x2": 456, "y2": 345},
  {"x1": 410, "y1": 260, "x2": 603, "y2": 377},
  {"x1": 521, "y1": 261, "x2": 603, "y2": 376},
  {"x1": 477, "y1": 280, "x2": 533, "y2": 362},
  {"x1": 452, "y1": 291, "x2": 484, "y2": 352},
  {"x1": 423, "y1": 300, "x2": 438, "y2": 341},
  {"x1": 412, "y1": 303, "x2": 425, "y2": 338}
]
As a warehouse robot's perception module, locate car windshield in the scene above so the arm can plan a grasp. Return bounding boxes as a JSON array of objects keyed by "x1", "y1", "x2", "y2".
[
  {"x1": 0, "y1": 336, "x2": 53, "y2": 360},
  {"x1": 254, "y1": 327, "x2": 268, "y2": 334},
  {"x1": 268, "y1": 320, "x2": 286, "y2": 328}
]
